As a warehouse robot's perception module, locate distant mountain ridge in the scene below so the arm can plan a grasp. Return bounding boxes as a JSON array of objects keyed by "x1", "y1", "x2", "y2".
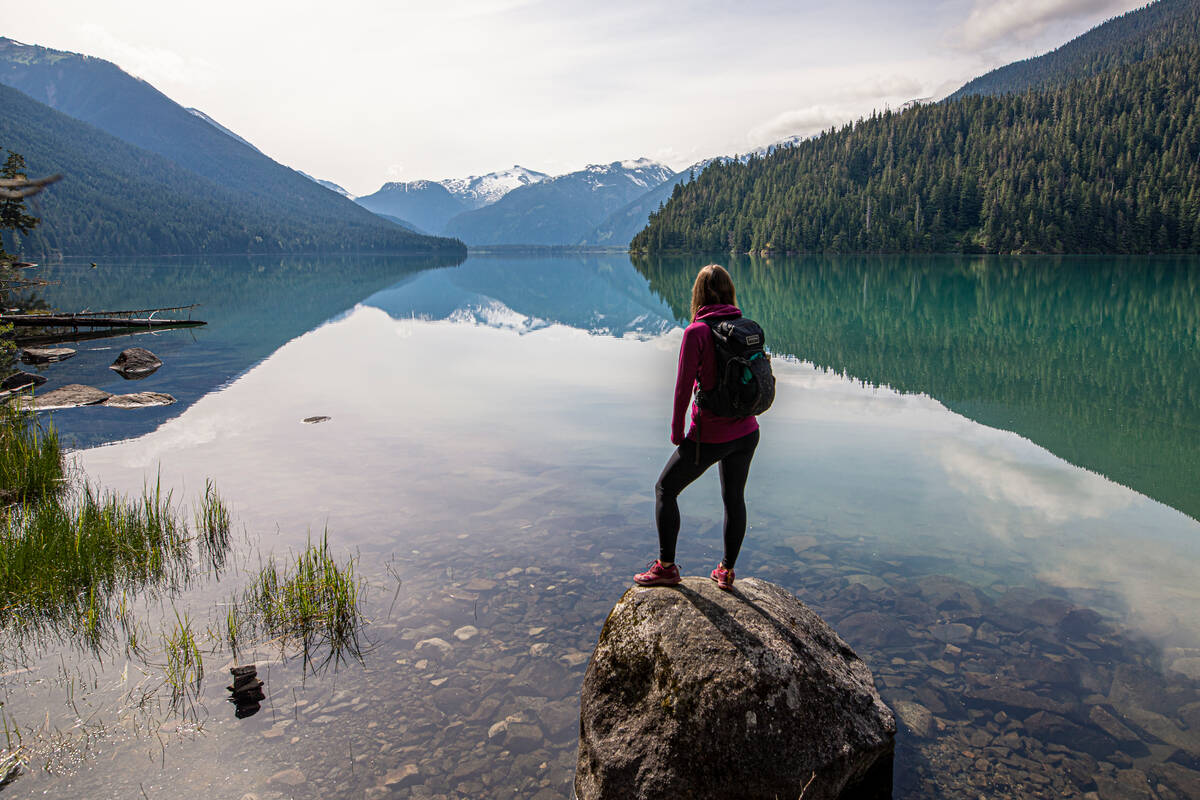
[
  {"x1": 186, "y1": 107, "x2": 262, "y2": 154},
  {"x1": 0, "y1": 84, "x2": 461, "y2": 256},
  {"x1": 0, "y1": 37, "x2": 462, "y2": 255},
  {"x1": 355, "y1": 180, "x2": 468, "y2": 235},
  {"x1": 950, "y1": 0, "x2": 1200, "y2": 98},
  {"x1": 297, "y1": 171, "x2": 353, "y2": 198},
  {"x1": 443, "y1": 159, "x2": 675, "y2": 246}
]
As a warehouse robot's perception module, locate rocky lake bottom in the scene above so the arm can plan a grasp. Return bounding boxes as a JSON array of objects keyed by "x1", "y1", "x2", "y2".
[
  {"x1": 6, "y1": 486, "x2": 1197, "y2": 800},
  {"x1": 6, "y1": 254, "x2": 1199, "y2": 799}
]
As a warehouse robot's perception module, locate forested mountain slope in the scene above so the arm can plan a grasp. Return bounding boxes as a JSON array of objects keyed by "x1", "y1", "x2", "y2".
[
  {"x1": 633, "y1": 38, "x2": 1200, "y2": 255},
  {"x1": 0, "y1": 37, "x2": 457, "y2": 254},
  {"x1": 950, "y1": 0, "x2": 1200, "y2": 98},
  {"x1": 0, "y1": 85, "x2": 462, "y2": 256}
]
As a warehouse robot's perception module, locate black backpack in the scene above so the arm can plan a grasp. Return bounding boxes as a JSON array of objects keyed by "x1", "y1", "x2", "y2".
[{"x1": 695, "y1": 317, "x2": 776, "y2": 418}]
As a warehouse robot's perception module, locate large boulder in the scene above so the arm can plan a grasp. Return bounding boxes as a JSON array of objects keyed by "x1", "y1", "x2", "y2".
[{"x1": 575, "y1": 577, "x2": 895, "y2": 800}]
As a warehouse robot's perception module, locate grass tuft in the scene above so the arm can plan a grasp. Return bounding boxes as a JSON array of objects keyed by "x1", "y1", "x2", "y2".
[
  {"x1": 195, "y1": 479, "x2": 231, "y2": 573},
  {"x1": 0, "y1": 472, "x2": 233, "y2": 658},
  {"x1": 226, "y1": 533, "x2": 365, "y2": 671},
  {"x1": 0, "y1": 403, "x2": 63, "y2": 507},
  {"x1": 162, "y1": 609, "x2": 203, "y2": 713}
]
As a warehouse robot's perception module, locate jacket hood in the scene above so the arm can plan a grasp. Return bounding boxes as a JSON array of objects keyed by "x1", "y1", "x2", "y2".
[{"x1": 694, "y1": 303, "x2": 742, "y2": 321}]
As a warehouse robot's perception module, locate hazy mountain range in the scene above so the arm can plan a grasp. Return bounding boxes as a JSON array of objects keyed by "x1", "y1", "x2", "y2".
[
  {"x1": 347, "y1": 138, "x2": 808, "y2": 246},
  {"x1": 351, "y1": 160, "x2": 679, "y2": 245},
  {"x1": 5, "y1": 1, "x2": 1186, "y2": 257},
  {"x1": 0, "y1": 34, "x2": 802, "y2": 253},
  {"x1": 0, "y1": 37, "x2": 462, "y2": 256}
]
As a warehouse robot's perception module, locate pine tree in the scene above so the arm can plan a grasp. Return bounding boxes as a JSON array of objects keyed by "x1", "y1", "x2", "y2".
[{"x1": 0, "y1": 150, "x2": 41, "y2": 258}]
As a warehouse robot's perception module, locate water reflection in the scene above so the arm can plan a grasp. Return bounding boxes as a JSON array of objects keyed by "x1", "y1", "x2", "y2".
[
  {"x1": 26, "y1": 253, "x2": 462, "y2": 447},
  {"x1": 636, "y1": 254, "x2": 1200, "y2": 522},
  {"x1": 362, "y1": 255, "x2": 675, "y2": 336},
  {"x1": 8, "y1": 253, "x2": 1198, "y2": 799}
]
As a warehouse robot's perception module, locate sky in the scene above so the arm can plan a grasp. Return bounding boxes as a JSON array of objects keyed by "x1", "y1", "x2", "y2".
[{"x1": 1, "y1": 0, "x2": 1147, "y2": 196}]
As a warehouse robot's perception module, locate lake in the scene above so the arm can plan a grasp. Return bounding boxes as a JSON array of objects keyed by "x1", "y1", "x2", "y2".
[{"x1": 3, "y1": 253, "x2": 1199, "y2": 799}]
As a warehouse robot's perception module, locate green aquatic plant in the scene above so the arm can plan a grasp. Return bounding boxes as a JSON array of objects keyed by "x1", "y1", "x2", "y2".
[
  {"x1": 0, "y1": 477, "x2": 231, "y2": 657},
  {"x1": 195, "y1": 479, "x2": 231, "y2": 573},
  {"x1": 161, "y1": 609, "x2": 203, "y2": 713},
  {"x1": 0, "y1": 403, "x2": 63, "y2": 506},
  {"x1": 225, "y1": 534, "x2": 365, "y2": 671}
]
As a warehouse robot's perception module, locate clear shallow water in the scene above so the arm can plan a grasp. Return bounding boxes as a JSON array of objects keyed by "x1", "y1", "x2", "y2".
[{"x1": 4, "y1": 254, "x2": 1199, "y2": 799}]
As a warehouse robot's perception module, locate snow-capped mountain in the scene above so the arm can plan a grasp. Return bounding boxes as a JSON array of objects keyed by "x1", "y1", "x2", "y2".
[
  {"x1": 573, "y1": 159, "x2": 675, "y2": 192},
  {"x1": 439, "y1": 165, "x2": 549, "y2": 210},
  {"x1": 442, "y1": 159, "x2": 675, "y2": 246}
]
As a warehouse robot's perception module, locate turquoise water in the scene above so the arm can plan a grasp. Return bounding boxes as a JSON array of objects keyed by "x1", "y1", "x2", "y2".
[{"x1": 3, "y1": 253, "x2": 1198, "y2": 798}]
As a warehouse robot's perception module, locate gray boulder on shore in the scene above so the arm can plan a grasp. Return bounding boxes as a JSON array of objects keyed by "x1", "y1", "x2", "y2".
[{"x1": 575, "y1": 577, "x2": 895, "y2": 800}]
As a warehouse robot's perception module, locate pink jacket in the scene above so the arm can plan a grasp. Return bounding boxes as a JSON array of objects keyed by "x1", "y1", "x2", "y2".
[{"x1": 671, "y1": 303, "x2": 761, "y2": 445}]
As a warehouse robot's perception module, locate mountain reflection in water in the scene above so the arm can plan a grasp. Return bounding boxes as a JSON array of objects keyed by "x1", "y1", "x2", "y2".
[
  {"x1": 637, "y1": 254, "x2": 1200, "y2": 522},
  {"x1": 9, "y1": 252, "x2": 1199, "y2": 799}
]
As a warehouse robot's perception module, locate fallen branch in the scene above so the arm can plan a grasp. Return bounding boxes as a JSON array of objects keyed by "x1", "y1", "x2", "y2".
[{"x1": 0, "y1": 174, "x2": 63, "y2": 200}]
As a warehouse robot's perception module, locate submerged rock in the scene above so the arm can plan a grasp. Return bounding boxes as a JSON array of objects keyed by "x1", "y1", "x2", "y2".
[
  {"x1": 102, "y1": 392, "x2": 176, "y2": 409},
  {"x1": 267, "y1": 768, "x2": 306, "y2": 787},
  {"x1": 109, "y1": 347, "x2": 162, "y2": 378},
  {"x1": 574, "y1": 577, "x2": 895, "y2": 800},
  {"x1": 19, "y1": 347, "x2": 75, "y2": 364},
  {"x1": 0, "y1": 371, "x2": 46, "y2": 392},
  {"x1": 29, "y1": 383, "x2": 111, "y2": 409}
]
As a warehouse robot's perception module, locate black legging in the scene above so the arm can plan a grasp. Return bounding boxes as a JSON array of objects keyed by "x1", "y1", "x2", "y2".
[{"x1": 655, "y1": 429, "x2": 759, "y2": 568}]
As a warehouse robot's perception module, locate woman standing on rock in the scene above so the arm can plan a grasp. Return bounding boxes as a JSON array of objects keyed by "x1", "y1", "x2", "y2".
[{"x1": 635, "y1": 264, "x2": 760, "y2": 591}]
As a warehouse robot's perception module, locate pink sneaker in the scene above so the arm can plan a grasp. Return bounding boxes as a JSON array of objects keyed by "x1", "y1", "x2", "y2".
[
  {"x1": 634, "y1": 560, "x2": 681, "y2": 586},
  {"x1": 710, "y1": 564, "x2": 735, "y2": 591}
]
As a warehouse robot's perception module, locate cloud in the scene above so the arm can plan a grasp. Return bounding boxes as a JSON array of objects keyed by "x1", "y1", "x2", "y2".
[
  {"x1": 937, "y1": 434, "x2": 1133, "y2": 528},
  {"x1": 747, "y1": 74, "x2": 927, "y2": 147},
  {"x1": 845, "y1": 74, "x2": 926, "y2": 101},
  {"x1": 748, "y1": 106, "x2": 847, "y2": 147},
  {"x1": 952, "y1": 0, "x2": 1138, "y2": 50},
  {"x1": 75, "y1": 22, "x2": 213, "y2": 86}
]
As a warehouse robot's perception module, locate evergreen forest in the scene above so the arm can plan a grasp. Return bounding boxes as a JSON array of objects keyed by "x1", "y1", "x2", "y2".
[
  {"x1": 633, "y1": 15, "x2": 1200, "y2": 255},
  {"x1": 0, "y1": 85, "x2": 464, "y2": 257},
  {"x1": 950, "y1": 0, "x2": 1200, "y2": 98}
]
